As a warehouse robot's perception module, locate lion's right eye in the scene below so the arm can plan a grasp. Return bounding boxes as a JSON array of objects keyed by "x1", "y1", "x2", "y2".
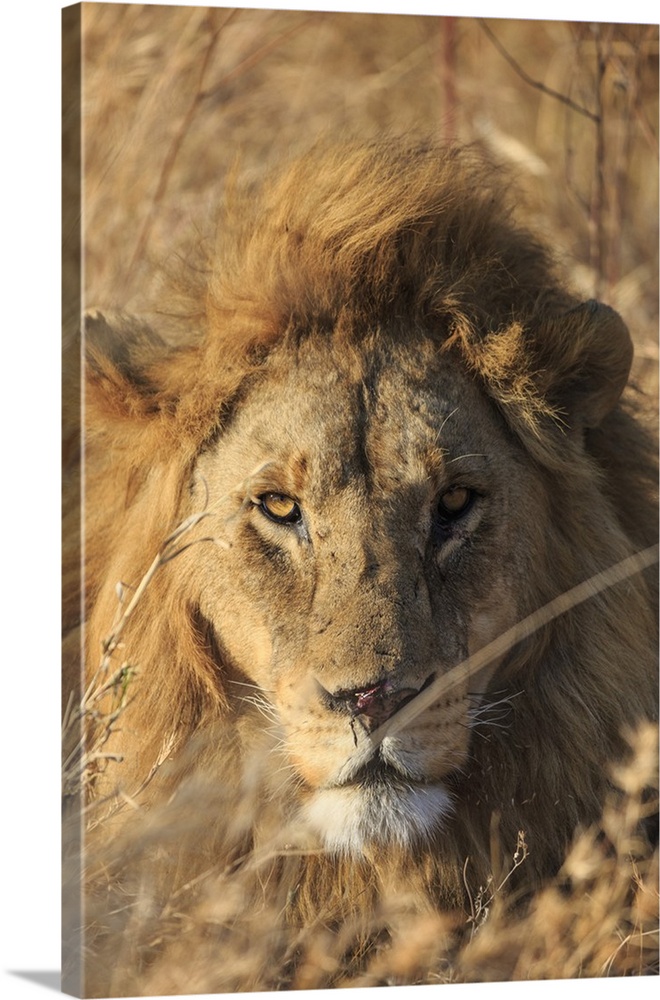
[{"x1": 258, "y1": 493, "x2": 302, "y2": 525}]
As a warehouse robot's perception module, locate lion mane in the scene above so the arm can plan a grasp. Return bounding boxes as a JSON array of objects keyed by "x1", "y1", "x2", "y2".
[{"x1": 64, "y1": 141, "x2": 657, "y2": 989}]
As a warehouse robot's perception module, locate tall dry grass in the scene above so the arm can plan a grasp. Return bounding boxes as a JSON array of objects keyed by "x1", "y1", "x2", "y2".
[
  {"x1": 63, "y1": 5, "x2": 659, "y2": 996},
  {"x1": 72, "y1": 7, "x2": 658, "y2": 392},
  {"x1": 62, "y1": 518, "x2": 658, "y2": 994},
  {"x1": 91, "y1": 762, "x2": 657, "y2": 991}
]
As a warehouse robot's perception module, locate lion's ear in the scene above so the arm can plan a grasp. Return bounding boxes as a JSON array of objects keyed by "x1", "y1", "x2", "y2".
[
  {"x1": 84, "y1": 309, "x2": 168, "y2": 420},
  {"x1": 537, "y1": 300, "x2": 633, "y2": 430}
]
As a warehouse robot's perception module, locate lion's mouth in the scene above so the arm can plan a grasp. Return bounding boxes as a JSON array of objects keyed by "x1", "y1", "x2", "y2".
[{"x1": 327, "y1": 671, "x2": 438, "y2": 786}]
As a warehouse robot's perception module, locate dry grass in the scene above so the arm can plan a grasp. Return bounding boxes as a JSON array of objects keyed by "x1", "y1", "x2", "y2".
[
  {"x1": 62, "y1": 519, "x2": 659, "y2": 994},
  {"x1": 63, "y1": 4, "x2": 659, "y2": 997},
  {"x1": 66, "y1": 618, "x2": 659, "y2": 992},
  {"x1": 72, "y1": 6, "x2": 658, "y2": 395}
]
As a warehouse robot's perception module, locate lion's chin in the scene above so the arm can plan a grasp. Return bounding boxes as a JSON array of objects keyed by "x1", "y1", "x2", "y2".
[{"x1": 300, "y1": 782, "x2": 453, "y2": 856}]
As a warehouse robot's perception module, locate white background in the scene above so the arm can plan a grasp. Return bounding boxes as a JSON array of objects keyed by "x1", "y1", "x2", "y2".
[{"x1": 1, "y1": 1, "x2": 657, "y2": 998}]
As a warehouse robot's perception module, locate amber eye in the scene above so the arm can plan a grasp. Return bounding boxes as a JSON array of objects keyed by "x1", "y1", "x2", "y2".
[
  {"x1": 437, "y1": 486, "x2": 474, "y2": 520},
  {"x1": 259, "y1": 493, "x2": 302, "y2": 525}
]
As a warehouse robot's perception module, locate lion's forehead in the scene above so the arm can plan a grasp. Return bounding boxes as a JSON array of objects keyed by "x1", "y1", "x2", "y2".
[{"x1": 217, "y1": 339, "x2": 502, "y2": 497}]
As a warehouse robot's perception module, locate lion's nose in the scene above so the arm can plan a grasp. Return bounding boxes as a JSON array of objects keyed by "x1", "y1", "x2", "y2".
[{"x1": 323, "y1": 674, "x2": 434, "y2": 730}]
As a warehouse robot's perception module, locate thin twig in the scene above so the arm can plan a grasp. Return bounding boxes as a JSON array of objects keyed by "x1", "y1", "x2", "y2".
[
  {"x1": 591, "y1": 24, "x2": 609, "y2": 300},
  {"x1": 62, "y1": 510, "x2": 215, "y2": 799},
  {"x1": 102, "y1": 511, "x2": 212, "y2": 656},
  {"x1": 439, "y1": 16, "x2": 457, "y2": 142},
  {"x1": 199, "y1": 13, "x2": 320, "y2": 98},
  {"x1": 129, "y1": 11, "x2": 317, "y2": 274},
  {"x1": 128, "y1": 12, "x2": 231, "y2": 272},
  {"x1": 477, "y1": 19, "x2": 600, "y2": 124}
]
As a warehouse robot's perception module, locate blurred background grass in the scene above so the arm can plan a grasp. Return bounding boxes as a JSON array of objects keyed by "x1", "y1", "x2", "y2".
[{"x1": 76, "y1": 4, "x2": 658, "y2": 397}]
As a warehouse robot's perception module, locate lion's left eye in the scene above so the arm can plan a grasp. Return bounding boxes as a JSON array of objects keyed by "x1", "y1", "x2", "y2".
[
  {"x1": 437, "y1": 486, "x2": 474, "y2": 521},
  {"x1": 258, "y1": 493, "x2": 302, "y2": 525}
]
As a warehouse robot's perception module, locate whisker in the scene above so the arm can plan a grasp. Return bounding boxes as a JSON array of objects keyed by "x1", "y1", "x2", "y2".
[
  {"x1": 227, "y1": 678, "x2": 276, "y2": 695},
  {"x1": 446, "y1": 453, "x2": 487, "y2": 464},
  {"x1": 240, "y1": 694, "x2": 281, "y2": 726},
  {"x1": 437, "y1": 406, "x2": 459, "y2": 436}
]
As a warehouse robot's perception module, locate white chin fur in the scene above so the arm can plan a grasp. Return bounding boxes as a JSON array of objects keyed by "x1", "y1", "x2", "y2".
[{"x1": 301, "y1": 783, "x2": 453, "y2": 856}]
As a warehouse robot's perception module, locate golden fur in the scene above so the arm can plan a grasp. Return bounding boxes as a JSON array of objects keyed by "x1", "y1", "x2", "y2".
[{"x1": 65, "y1": 142, "x2": 657, "y2": 985}]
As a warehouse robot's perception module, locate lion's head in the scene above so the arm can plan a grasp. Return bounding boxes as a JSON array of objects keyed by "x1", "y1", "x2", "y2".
[{"x1": 69, "y1": 143, "x2": 657, "y2": 907}]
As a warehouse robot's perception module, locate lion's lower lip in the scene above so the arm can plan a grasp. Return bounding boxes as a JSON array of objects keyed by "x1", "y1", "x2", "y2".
[
  {"x1": 351, "y1": 758, "x2": 402, "y2": 788},
  {"x1": 336, "y1": 750, "x2": 421, "y2": 789}
]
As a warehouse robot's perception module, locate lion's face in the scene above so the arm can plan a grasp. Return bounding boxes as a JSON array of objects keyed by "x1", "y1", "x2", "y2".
[{"x1": 189, "y1": 332, "x2": 545, "y2": 855}]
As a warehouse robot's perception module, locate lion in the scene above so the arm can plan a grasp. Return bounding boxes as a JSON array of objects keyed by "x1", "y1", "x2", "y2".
[{"x1": 64, "y1": 141, "x2": 658, "y2": 992}]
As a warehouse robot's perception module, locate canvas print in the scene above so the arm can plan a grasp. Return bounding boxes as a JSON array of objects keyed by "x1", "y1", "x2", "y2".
[{"x1": 62, "y1": 4, "x2": 659, "y2": 996}]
